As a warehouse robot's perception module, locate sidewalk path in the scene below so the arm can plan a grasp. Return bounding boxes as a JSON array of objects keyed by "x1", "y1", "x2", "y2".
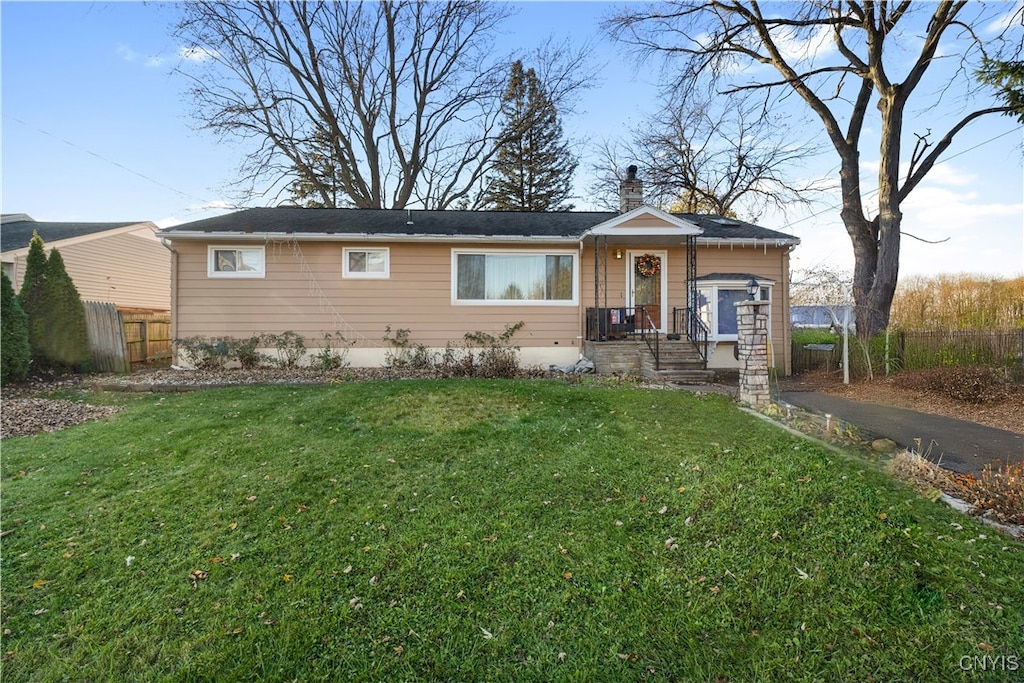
[{"x1": 778, "y1": 391, "x2": 1023, "y2": 476}]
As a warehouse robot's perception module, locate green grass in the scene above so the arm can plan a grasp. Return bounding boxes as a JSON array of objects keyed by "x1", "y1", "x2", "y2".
[
  {"x1": 791, "y1": 328, "x2": 838, "y2": 346},
  {"x1": 2, "y1": 380, "x2": 1022, "y2": 681}
]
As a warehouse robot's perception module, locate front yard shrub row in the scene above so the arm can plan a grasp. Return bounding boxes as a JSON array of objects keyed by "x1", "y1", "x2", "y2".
[
  {"x1": 174, "y1": 331, "x2": 334, "y2": 370},
  {"x1": 383, "y1": 321, "x2": 527, "y2": 379},
  {"x1": 175, "y1": 322, "x2": 529, "y2": 379}
]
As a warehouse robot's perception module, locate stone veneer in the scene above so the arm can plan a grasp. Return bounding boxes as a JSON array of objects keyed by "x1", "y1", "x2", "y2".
[{"x1": 734, "y1": 300, "x2": 770, "y2": 407}]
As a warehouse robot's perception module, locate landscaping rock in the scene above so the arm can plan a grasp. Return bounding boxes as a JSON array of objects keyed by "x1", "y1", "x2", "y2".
[{"x1": 871, "y1": 438, "x2": 899, "y2": 453}]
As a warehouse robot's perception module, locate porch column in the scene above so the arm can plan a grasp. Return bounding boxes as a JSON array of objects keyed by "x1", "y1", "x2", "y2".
[{"x1": 734, "y1": 300, "x2": 770, "y2": 408}]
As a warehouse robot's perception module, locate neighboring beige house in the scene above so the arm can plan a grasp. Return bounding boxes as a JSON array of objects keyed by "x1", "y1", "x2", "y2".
[
  {"x1": 1, "y1": 214, "x2": 171, "y2": 311},
  {"x1": 159, "y1": 176, "x2": 799, "y2": 377}
]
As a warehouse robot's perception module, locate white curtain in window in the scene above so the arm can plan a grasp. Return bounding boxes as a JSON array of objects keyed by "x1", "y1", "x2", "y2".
[{"x1": 457, "y1": 254, "x2": 572, "y2": 301}]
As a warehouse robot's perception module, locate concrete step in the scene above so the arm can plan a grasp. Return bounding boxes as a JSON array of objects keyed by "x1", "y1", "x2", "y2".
[{"x1": 643, "y1": 368, "x2": 717, "y2": 383}]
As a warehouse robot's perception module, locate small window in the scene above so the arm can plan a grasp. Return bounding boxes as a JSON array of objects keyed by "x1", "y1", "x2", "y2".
[
  {"x1": 343, "y1": 247, "x2": 389, "y2": 279},
  {"x1": 208, "y1": 246, "x2": 265, "y2": 278}
]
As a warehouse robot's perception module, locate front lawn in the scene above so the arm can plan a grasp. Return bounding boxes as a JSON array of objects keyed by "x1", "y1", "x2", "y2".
[{"x1": 2, "y1": 380, "x2": 1021, "y2": 681}]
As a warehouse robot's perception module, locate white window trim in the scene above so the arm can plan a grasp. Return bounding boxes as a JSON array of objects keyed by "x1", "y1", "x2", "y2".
[
  {"x1": 208, "y1": 245, "x2": 266, "y2": 278},
  {"x1": 451, "y1": 248, "x2": 579, "y2": 306},
  {"x1": 697, "y1": 279, "x2": 773, "y2": 341},
  {"x1": 343, "y1": 246, "x2": 390, "y2": 279}
]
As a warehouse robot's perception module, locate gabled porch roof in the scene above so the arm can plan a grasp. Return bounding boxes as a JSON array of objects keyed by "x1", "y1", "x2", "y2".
[{"x1": 580, "y1": 205, "x2": 702, "y2": 245}]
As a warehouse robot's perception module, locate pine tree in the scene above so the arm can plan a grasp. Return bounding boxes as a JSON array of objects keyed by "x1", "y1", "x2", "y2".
[
  {"x1": 1, "y1": 271, "x2": 31, "y2": 383},
  {"x1": 287, "y1": 127, "x2": 348, "y2": 208},
  {"x1": 481, "y1": 60, "x2": 577, "y2": 211},
  {"x1": 44, "y1": 248, "x2": 91, "y2": 371},
  {"x1": 978, "y1": 58, "x2": 1024, "y2": 123},
  {"x1": 18, "y1": 231, "x2": 50, "y2": 366},
  {"x1": 16, "y1": 234, "x2": 91, "y2": 373}
]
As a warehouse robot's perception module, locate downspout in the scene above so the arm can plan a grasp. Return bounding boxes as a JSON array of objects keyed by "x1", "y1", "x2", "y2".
[
  {"x1": 159, "y1": 236, "x2": 179, "y2": 365},
  {"x1": 782, "y1": 245, "x2": 797, "y2": 377}
]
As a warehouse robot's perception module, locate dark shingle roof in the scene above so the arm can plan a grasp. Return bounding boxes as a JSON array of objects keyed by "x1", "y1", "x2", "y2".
[
  {"x1": 675, "y1": 214, "x2": 798, "y2": 242},
  {"x1": 1, "y1": 218, "x2": 147, "y2": 253},
  {"x1": 159, "y1": 207, "x2": 798, "y2": 242},
  {"x1": 696, "y1": 272, "x2": 771, "y2": 281}
]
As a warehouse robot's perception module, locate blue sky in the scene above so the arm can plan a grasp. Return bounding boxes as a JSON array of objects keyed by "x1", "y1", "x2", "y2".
[{"x1": 2, "y1": 1, "x2": 1022, "y2": 278}]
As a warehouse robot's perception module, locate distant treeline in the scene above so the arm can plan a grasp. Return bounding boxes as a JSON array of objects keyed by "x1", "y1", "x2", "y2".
[{"x1": 891, "y1": 275, "x2": 1024, "y2": 330}]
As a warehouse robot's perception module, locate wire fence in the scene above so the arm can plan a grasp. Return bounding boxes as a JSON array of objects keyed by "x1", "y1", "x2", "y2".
[{"x1": 792, "y1": 328, "x2": 1024, "y2": 376}]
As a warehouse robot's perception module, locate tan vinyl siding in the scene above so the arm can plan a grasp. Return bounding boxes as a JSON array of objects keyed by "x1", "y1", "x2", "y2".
[
  {"x1": 4, "y1": 230, "x2": 170, "y2": 310},
  {"x1": 56, "y1": 232, "x2": 170, "y2": 309},
  {"x1": 615, "y1": 215, "x2": 677, "y2": 229},
  {"x1": 172, "y1": 240, "x2": 582, "y2": 349}
]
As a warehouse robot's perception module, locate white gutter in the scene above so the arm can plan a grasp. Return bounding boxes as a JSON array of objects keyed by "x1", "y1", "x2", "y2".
[
  {"x1": 696, "y1": 237, "x2": 801, "y2": 248},
  {"x1": 157, "y1": 231, "x2": 800, "y2": 248},
  {"x1": 157, "y1": 231, "x2": 580, "y2": 244}
]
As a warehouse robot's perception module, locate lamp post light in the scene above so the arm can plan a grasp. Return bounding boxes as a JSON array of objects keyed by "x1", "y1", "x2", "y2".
[{"x1": 746, "y1": 277, "x2": 760, "y2": 300}]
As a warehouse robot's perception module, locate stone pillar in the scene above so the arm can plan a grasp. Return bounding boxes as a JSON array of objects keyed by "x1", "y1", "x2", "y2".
[{"x1": 735, "y1": 300, "x2": 770, "y2": 408}]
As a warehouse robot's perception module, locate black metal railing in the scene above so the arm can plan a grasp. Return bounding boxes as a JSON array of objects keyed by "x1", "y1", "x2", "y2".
[
  {"x1": 673, "y1": 307, "x2": 710, "y2": 363},
  {"x1": 637, "y1": 306, "x2": 660, "y2": 370},
  {"x1": 585, "y1": 306, "x2": 662, "y2": 368}
]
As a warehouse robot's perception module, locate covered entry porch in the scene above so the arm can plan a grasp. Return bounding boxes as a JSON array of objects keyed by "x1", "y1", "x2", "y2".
[{"x1": 580, "y1": 207, "x2": 711, "y2": 375}]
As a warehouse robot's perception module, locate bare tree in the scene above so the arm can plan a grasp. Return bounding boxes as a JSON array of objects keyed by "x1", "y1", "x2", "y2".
[
  {"x1": 588, "y1": 91, "x2": 825, "y2": 219},
  {"x1": 174, "y1": 1, "x2": 513, "y2": 209},
  {"x1": 607, "y1": 1, "x2": 1023, "y2": 337},
  {"x1": 642, "y1": 91, "x2": 823, "y2": 219}
]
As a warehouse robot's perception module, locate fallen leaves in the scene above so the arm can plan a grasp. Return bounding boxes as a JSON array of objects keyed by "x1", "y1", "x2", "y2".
[{"x1": 189, "y1": 569, "x2": 209, "y2": 588}]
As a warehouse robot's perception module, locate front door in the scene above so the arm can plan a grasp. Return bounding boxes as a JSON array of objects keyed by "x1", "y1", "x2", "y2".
[{"x1": 628, "y1": 250, "x2": 666, "y2": 332}]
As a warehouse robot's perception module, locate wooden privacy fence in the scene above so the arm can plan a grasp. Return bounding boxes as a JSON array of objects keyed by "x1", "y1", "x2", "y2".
[
  {"x1": 84, "y1": 302, "x2": 171, "y2": 373},
  {"x1": 121, "y1": 310, "x2": 172, "y2": 365}
]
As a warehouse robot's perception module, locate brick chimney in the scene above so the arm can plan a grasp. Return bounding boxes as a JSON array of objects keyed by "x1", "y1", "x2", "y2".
[{"x1": 619, "y1": 165, "x2": 643, "y2": 213}]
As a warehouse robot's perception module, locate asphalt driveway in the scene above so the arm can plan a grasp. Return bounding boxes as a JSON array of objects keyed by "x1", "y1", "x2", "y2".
[{"x1": 778, "y1": 391, "x2": 1023, "y2": 476}]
